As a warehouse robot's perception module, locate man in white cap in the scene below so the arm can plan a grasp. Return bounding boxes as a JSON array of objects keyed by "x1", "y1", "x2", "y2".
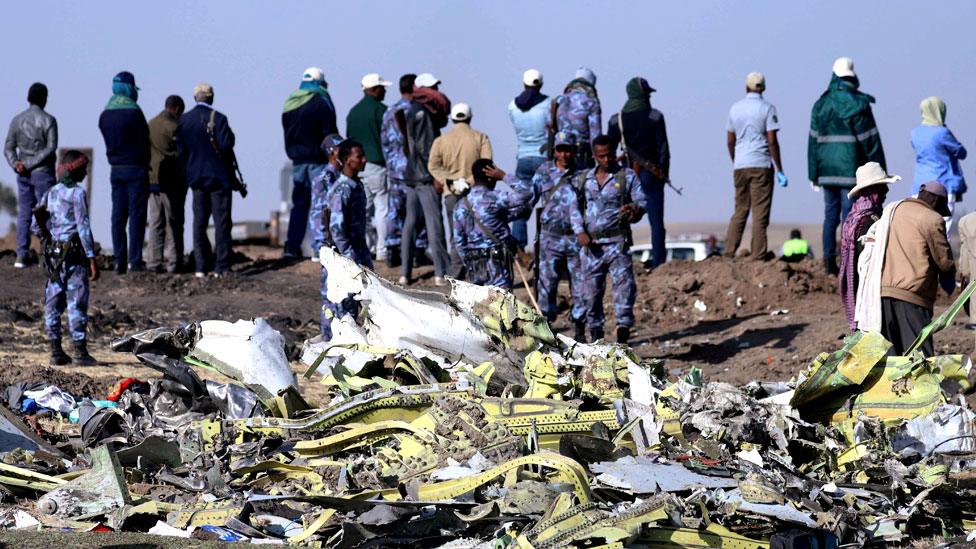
[
  {"x1": 401, "y1": 72, "x2": 452, "y2": 285},
  {"x1": 723, "y1": 71, "x2": 786, "y2": 260},
  {"x1": 808, "y1": 56, "x2": 886, "y2": 275},
  {"x1": 553, "y1": 66, "x2": 601, "y2": 168},
  {"x1": 280, "y1": 67, "x2": 338, "y2": 260},
  {"x1": 877, "y1": 180, "x2": 954, "y2": 356},
  {"x1": 428, "y1": 102, "x2": 493, "y2": 279},
  {"x1": 347, "y1": 73, "x2": 392, "y2": 262},
  {"x1": 507, "y1": 68, "x2": 552, "y2": 248}
]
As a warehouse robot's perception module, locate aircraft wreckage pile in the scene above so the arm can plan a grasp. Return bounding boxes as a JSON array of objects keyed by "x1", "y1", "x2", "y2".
[{"x1": 0, "y1": 248, "x2": 974, "y2": 546}]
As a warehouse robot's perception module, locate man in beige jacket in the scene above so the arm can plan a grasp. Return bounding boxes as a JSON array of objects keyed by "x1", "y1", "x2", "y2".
[
  {"x1": 957, "y1": 211, "x2": 976, "y2": 346},
  {"x1": 880, "y1": 180, "x2": 955, "y2": 356},
  {"x1": 428, "y1": 103, "x2": 493, "y2": 278}
]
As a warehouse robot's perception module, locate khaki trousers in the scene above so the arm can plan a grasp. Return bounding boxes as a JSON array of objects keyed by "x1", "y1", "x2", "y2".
[{"x1": 724, "y1": 167, "x2": 773, "y2": 257}]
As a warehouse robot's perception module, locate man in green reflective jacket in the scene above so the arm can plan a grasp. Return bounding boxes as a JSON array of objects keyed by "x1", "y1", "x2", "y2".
[{"x1": 808, "y1": 57, "x2": 885, "y2": 275}]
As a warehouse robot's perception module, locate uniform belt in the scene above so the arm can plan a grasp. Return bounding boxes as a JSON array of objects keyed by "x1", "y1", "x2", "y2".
[
  {"x1": 589, "y1": 228, "x2": 625, "y2": 240},
  {"x1": 467, "y1": 245, "x2": 508, "y2": 260},
  {"x1": 542, "y1": 226, "x2": 576, "y2": 237}
]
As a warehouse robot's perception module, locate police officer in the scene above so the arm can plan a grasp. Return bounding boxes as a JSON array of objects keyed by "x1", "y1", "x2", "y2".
[
  {"x1": 35, "y1": 150, "x2": 99, "y2": 365},
  {"x1": 379, "y1": 74, "x2": 427, "y2": 267},
  {"x1": 320, "y1": 139, "x2": 373, "y2": 339},
  {"x1": 309, "y1": 134, "x2": 344, "y2": 260},
  {"x1": 571, "y1": 135, "x2": 646, "y2": 343},
  {"x1": 509, "y1": 130, "x2": 587, "y2": 340},
  {"x1": 553, "y1": 67, "x2": 601, "y2": 168},
  {"x1": 452, "y1": 159, "x2": 530, "y2": 289}
]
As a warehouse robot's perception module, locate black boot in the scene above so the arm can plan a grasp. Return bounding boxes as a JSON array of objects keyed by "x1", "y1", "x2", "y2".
[
  {"x1": 385, "y1": 247, "x2": 401, "y2": 268},
  {"x1": 590, "y1": 326, "x2": 604, "y2": 342},
  {"x1": 71, "y1": 340, "x2": 98, "y2": 366},
  {"x1": 616, "y1": 326, "x2": 631, "y2": 345},
  {"x1": 49, "y1": 340, "x2": 71, "y2": 366},
  {"x1": 573, "y1": 320, "x2": 587, "y2": 342}
]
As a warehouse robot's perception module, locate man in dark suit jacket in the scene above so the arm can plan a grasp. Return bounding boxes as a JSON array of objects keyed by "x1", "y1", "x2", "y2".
[{"x1": 176, "y1": 83, "x2": 237, "y2": 277}]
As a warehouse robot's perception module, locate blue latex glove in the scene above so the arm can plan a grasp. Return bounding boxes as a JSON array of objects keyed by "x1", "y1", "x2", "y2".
[{"x1": 776, "y1": 172, "x2": 788, "y2": 188}]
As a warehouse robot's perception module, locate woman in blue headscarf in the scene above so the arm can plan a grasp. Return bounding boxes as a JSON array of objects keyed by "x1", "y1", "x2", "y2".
[{"x1": 911, "y1": 96, "x2": 967, "y2": 238}]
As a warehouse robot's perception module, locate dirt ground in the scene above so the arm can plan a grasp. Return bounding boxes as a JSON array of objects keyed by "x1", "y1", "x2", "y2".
[{"x1": 0, "y1": 243, "x2": 973, "y2": 405}]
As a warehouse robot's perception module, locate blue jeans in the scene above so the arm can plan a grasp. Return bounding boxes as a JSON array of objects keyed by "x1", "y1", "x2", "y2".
[
  {"x1": 110, "y1": 166, "x2": 149, "y2": 270},
  {"x1": 639, "y1": 170, "x2": 667, "y2": 268},
  {"x1": 822, "y1": 186, "x2": 853, "y2": 262},
  {"x1": 512, "y1": 157, "x2": 545, "y2": 249},
  {"x1": 285, "y1": 163, "x2": 324, "y2": 255},
  {"x1": 16, "y1": 170, "x2": 55, "y2": 257}
]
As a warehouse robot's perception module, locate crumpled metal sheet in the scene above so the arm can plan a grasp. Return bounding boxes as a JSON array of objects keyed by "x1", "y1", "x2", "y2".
[{"x1": 591, "y1": 456, "x2": 738, "y2": 492}]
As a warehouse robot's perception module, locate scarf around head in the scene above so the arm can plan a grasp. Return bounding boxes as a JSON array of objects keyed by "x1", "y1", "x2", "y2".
[
  {"x1": 283, "y1": 81, "x2": 333, "y2": 113},
  {"x1": 839, "y1": 188, "x2": 885, "y2": 331},
  {"x1": 564, "y1": 78, "x2": 597, "y2": 99},
  {"x1": 413, "y1": 87, "x2": 451, "y2": 117},
  {"x1": 105, "y1": 82, "x2": 139, "y2": 110},
  {"x1": 622, "y1": 77, "x2": 652, "y2": 113},
  {"x1": 920, "y1": 96, "x2": 946, "y2": 126},
  {"x1": 56, "y1": 154, "x2": 89, "y2": 184},
  {"x1": 514, "y1": 88, "x2": 548, "y2": 112}
]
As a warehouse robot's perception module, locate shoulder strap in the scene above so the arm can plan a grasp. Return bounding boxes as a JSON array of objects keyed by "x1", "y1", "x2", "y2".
[
  {"x1": 207, "y1": 109, "x2": 216, "y2": 133},
  {"x1": 617, "y1": 110, "x2": 627, "y2": 152},
  {"x1": 540, "y1": 171, "x2": 575, "y2": 212},
  {"x1": 462, "y1": 195, "x2": 504, "y2": 246}
]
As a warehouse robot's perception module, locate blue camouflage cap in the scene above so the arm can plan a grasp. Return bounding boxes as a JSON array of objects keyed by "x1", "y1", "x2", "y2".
[
  {"x1": 321, "y1": 133, "x2": 344, "y2": 154},
  {"x1": 554, "y1": 130, "x2": 578, "y2": 148}
]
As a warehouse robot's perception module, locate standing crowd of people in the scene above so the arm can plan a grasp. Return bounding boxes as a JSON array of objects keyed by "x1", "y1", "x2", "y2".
[{"x1": 3, "y1": 56, "x2": 972, "y2": 363}]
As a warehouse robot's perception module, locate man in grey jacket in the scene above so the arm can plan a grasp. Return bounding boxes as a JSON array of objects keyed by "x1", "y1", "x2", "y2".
[{"x1": 5, "y1": 83, "x2": 58, "y2": 267}]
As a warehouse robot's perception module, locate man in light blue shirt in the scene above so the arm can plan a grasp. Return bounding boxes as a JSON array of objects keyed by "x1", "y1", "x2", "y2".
[
  {"x1": 507, "y1": 69, "x2": 552, "y2": 248},
  {"x1": 723, "y1": 72, "x2": 786, "y2": 259}
]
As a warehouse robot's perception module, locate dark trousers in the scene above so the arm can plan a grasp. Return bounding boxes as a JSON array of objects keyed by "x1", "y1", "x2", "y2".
[
  {"x1": 401, "y1": 184, "x2": 449, "y2": 278},
  {"x1": 285, "y1": 163, "x2": 322, "y2": 255},
  {"x1": 640, "y1": 169, "x2": 667, "y2": 268},
  {"x1": 724, "y1": 168, "x2": 774, "y2": 257},
  {"x1": 881, "y1": 297, "x2": 934, "y2": 357},
  {"x1": 110, "y1": 166, "x2": 149, "y2": 271},
  {"x1": 511, "y1": 156, "x2": 545, "y2": 248},
  {"x1": 15, "y1": 170, "x2": 55, "y2": 257},
  {"x1": 822, "y1": 186, "x2": 853, "y2": 263},
  {"x1": 192, "y1": 187, "x2": 233, "y2": 273},
  {"x1": 445, "y1": 194, "x2": 466, "y2": 279}
]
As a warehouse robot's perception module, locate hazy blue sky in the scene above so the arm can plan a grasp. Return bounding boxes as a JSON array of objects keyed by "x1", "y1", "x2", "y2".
[{"x1": 3, "y1": 1, "x2": 975, "y2": 250}]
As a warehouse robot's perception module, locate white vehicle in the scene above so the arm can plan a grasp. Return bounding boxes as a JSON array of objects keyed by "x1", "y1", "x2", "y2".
[{"x1": 629, "y1": 240, "x2": 715, "y2": 263}]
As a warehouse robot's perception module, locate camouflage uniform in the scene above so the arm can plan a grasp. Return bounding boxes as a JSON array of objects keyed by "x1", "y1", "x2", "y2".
[
  {"x1": 308, "y1": 163, "x2": 339, "y2": 256},
  {"x1": 555, "y1": 87, "x2": 601, "y2": 167},
  {"x1": 452, "y1": 185, "x2": 529, "y2": 289},
  {"x1": 321, "y1": 173, "x2": 373, "y2": 339},
  {"x1": 380, "y1": 98, "x2": 427, "y2": 251},
  {"x1": 38, "y1": 179, "x2": 96, "y2": 342},
  {"x1": 510, "y1": 162, "x2": 585, "y2": 322},
  {"x1": 571, "y1": 167, "x2": 645, "y2": 329}
]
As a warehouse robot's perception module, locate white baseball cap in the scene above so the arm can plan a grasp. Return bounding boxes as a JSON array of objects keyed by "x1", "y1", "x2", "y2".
[
  {"x1": 415, "y1": 73, "x2": 441, "y2": 88},
  {"x1": 746, "y1": 72, "x2": 765, "y2": 91},
  {"x1": 832, "y1": 57, "x2": 855, "y2": 78},
  {"x1": 522, "y1": 69, "x2": 543, "y2": 87},
  {"x1": 450, "y1": 103, "x2": 471, "y2": 122},
  {"x1": 303, "y1": 67, "x2": 325, "y2": 82},
  {"x1": 361, "y1": 73, "x2": 392, "y2": 89}
]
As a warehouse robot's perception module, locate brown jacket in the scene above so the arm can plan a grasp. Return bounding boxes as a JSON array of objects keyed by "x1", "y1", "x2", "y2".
[
  {"x1": 427, "y1": 122, "x2": 492, "y2": 195},
  {"x1": 958, "y1": 212, "x2": 976, "y2": 278},
  {"x1": 148, "y1": 110, "x2": 183, "y2": 188},
  {"x1": 880, "y1": 198, "x2": 954, "y2": 309}
]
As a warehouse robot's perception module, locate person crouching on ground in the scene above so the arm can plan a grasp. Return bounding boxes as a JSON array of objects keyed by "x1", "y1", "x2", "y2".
[
  {"x1": 34, "y1": 150, "x2": 99, "y2": 365},
  {"x1": 452, "y1": 158, "x2": 531, "y2": 289}
]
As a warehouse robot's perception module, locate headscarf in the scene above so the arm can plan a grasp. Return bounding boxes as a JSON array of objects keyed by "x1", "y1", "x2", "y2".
[
  {"x1": 412, "y1": 87, "x2": 452, "y2": 129},
  {"x1": 514, "y1": 87, "x2": 548, "y2": 112},
  {"x1": 920, "y1": 96, "x2": 946, "y2": 126},
  {"x1": 839, "y1": 187, "x2": 886, "y2": 331},
  {"x1": 283, "y1": 80, "x2": 333, "y2": 113},
  {"x1": 105, "y1": 81, "x2": 139, "y2": 110},
  {"x1": 56, "y1": 154, "x2": 89, "y2": 184},
  {"x1": 622, "y1": 77, "x2": 652, "y2": 113}
]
